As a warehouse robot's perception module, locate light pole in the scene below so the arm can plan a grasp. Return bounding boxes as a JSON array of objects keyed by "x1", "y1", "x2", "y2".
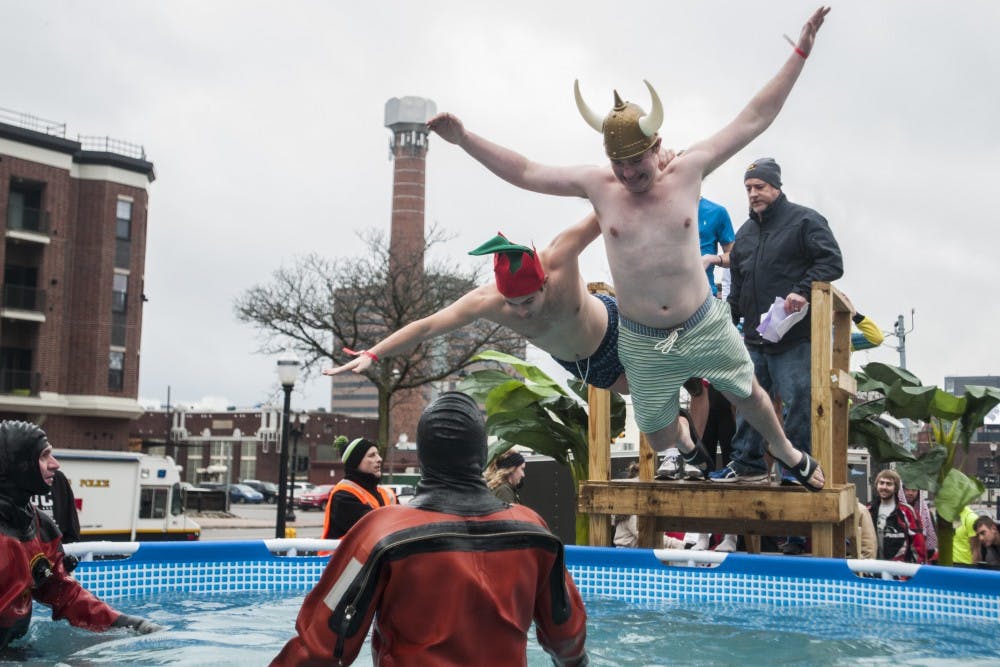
[
  {"x1": 287, "y1": 411, "x2": 310, "y2": 519},
  {"x1": 275, "y1": 348, "x2": 300, "y2": 539},
  {"x1": 991, "y1": 443, "x2": 999, "y2": 521}
]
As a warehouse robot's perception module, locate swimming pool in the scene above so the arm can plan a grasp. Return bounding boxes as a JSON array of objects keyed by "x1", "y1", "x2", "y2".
[{"x1": 10, "y1": 540, "x2": 999, "y2": 665}]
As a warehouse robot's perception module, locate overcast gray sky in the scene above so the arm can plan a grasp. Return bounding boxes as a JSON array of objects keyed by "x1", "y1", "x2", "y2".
[{"x1": 4, "y1": 1, "x2": 998, "y2": 411}]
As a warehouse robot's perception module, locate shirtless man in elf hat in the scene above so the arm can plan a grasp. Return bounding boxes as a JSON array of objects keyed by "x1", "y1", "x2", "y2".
[
  {"x1": 427, "y1": 7, "x2": 830, "y2": 490},
  {"x1": 326, "y1": 210, "x2": 639, "y2": 395}
]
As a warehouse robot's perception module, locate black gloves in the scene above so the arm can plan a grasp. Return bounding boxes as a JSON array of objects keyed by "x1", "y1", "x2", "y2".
[
  {"x1": 112, "y1": 614, "x2": 165, "y2": 634},
  {"x1": 63, "y1": 553, "x2": 80, "y2": 573}
]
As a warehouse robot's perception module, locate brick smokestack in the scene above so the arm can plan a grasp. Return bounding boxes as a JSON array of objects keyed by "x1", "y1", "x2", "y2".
[
  {"x1": 382, "y1": 97, "x2": 436, "y2": 452},
  {"x1": 385, "y1": 97, "x2": 435, "y2": 272}
]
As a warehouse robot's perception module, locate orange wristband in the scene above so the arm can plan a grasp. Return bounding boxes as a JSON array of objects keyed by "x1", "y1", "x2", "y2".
[{"x1": 343, "y1": 347, "x2": 379, "y2": 362}]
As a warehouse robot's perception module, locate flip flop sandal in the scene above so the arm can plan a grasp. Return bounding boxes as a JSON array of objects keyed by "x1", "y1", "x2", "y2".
[{"x1": 781, "y1": 452, "x2": 823, "y2": 492}]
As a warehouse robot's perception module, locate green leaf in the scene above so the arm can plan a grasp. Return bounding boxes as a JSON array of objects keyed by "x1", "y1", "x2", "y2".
[
  {"x1": 485, "y1": 382, "x2": 563, "y2": 413},
  {"x1": 933, "y1": 468, "x2": 985, "y2": 523},
  {"x1": 926, "y1": 388, "x2": 967, "y2": 422},
  {"x1": 472, "y1": 350, "x2": 563, "y2": 388},
  {"x1": 849, "y1": 397, "x2": 887, "y2": 421},
  {"x1": 485, "y1": 410, "x2": 585, "y2": 465},
  {"x1": 457, "y1": 369, "x2": 518, "y2": 402},
  {"x1": 884, "y1": 384, "x2": 938, "y2": 420},
  {"x1": 849, "y1": 419, "x2": 917, "y2": 463},
  {"x1": 960, "y1": 386, "x2": 1000, "y2": 447},
  {"x1": 566, "y1": 379, "x2": 628, "y2": 440},
  {"x1": 895, "y1": 448, "x2": 948, "y2": 493},
  {"x1": 852, "y1": 371, "x2": 889, "y2": 396},
  {"x1": 861, "y1": 362, "x2": 922, "y2": 388}
]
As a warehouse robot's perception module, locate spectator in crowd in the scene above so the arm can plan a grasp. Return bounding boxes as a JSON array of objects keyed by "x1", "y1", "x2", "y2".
[
  {"x1": 485, "y1": 450, "x2": 527, "y2": 504},
  {"x1": 840, "y1": 292, "x2": 884, "y2": 351},
  {"x1": 1, "y1": 421, "x2": 162, "y2": 650},
  {"x1": 952, "y1": 504, "x2": 979, "y2": 565},
  {"x1": 272, "y1": 392, "x2": 588, "y2": 666},
  {"x1": 697, "y1": 196, "x2": 736, "y2": 297},
  {"x1": 613, "y1": 462, "x2": 641, "y2": 548},
  {"x1": 30, "y1": 468, "x2": 81, "y2": 544},
  {"x1": 718, "y1": 157, "x2": 843, "y2": 555},
  {"x1": 854, "y1": 499, "x2": 877, "y2": 559},
  {"x1": 321, "y1": 438, "x2": 397, "y2": 541},
  {"x1": 903, "y1": 486, "x2": 938, "y2": 562},
  {"x1": 973, "y1": 515, "x2": 1000, "y2": 567},
  {"x1": 715, "y1": 157, "x2": 843, "y2": 490},
  {"x1": 868, "y1": 469, "x2": 926, "y2": 563}
]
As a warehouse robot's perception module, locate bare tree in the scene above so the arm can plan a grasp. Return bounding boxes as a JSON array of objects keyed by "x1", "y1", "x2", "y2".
[{"x1": 234, "y1": 227, "x2": 525, "y2": 445}]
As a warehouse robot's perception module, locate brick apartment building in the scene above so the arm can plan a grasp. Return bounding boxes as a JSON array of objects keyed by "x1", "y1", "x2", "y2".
[{"x1": 0, "y1": 108, "x2": 153, "y2": 447}]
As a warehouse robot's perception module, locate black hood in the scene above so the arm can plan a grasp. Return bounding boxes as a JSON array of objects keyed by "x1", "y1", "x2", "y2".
[
  {"x1": 408, "y1": 392, "x2": 505, "y2": 516},
  {"x1": 0, "y1": 420, "x2": 50, "y2": 537}
]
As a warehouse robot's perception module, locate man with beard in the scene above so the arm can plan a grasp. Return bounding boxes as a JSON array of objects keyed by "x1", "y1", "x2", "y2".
[{"x1": 0, "y1": 421, "x2": 162, "y2": 650}]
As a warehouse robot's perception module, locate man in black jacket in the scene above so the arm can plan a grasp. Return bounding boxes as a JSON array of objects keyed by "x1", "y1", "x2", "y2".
[{"x1": 713, "y1": 158, "x2": 843, "y2": 500}]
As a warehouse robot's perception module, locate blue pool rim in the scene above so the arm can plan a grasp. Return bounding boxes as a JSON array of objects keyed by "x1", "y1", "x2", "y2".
[{"x1": 66, "y1": 540, "x2": 1000, "y2": 623}]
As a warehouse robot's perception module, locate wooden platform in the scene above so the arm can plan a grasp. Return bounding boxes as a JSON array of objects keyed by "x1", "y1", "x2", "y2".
[
  {"x1": 579, "y1": 282, "x2": 859, "y2": 558},
  {"x1": 578, "y1": 480, "x2": 856, "y2": 555}
]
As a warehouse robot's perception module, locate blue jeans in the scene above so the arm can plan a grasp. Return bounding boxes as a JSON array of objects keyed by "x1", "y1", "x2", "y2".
[{"x1": 728, "y1": 340, "x2": 812, "y2": 475}]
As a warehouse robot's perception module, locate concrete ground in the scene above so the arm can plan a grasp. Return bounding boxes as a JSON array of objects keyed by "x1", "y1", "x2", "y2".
[{"x1": 192, "y1": 504, "x2": 327, "y2": 540}]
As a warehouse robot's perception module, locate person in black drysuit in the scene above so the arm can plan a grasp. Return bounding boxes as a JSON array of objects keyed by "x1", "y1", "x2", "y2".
[{"x1": 0, "y1": 420, "x2": 163, "y2": 650}]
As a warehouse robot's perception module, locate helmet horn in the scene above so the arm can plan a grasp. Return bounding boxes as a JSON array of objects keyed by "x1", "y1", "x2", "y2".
[
  {"x1": 574, "y1": 80, "x2": 604, "y2": 133},
  {"x1": 637, "y1": 79, "x2": 663, "y2": 138}
]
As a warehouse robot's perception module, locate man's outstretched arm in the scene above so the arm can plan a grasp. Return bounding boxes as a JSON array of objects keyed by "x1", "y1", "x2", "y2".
[
  {"x1": 544, "y1": 212, "x2": 602, "y2": 269},
  {"x1": 685, "y1": 6, "x2": 830, "y2": 177},
  {"x1": 427, "y1": 113, "x2": 592, "y2": 198},
  {"x1": 323, "y1": 294, "x2": 485, "y2": 376}
]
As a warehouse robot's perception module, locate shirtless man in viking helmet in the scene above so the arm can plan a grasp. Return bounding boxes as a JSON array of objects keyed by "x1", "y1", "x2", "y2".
[{"x1": 428, "y1": 7, "x2": 830, "y2": 490}]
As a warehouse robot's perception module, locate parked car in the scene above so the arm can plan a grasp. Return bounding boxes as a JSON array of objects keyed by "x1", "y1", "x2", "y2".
[
  {"x1": 385, "y1": 484, "x2": 417, "y2": 505},
  {"x1": 241, "y1": 479, "x2": 279, "y2": 504},
  {"x1": 296, "y1": 484, "x2": 336, "y2": 511},
  {"x1": 292, "y1": 482, "x2": 316, "y2": 505},
  {"x1": 228, "y1": 484, "x2": 264, "y2": 504}
]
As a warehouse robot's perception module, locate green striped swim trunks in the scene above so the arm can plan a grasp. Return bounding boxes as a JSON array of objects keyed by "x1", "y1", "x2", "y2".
[{"x1": 618, "y1": 297, "x2": 753, "y2": 434}]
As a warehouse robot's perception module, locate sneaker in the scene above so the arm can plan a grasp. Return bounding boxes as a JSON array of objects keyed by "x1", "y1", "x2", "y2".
[
  {"x1": 655, "y1": 453, "x2": 682, "y2": 480},
  {"x1": 715, "y1": 534, "x2": 738, "y2": 553},
  {"x1": 780, "y1": 472, "x2": 802, "y2": 487},
  {"x1": 687, "y1": 533, "x2": 710, "y2": 551},
  {"x1": 683, "y1": 463, "x2": 705, "y2": 480},
  {"x1": 780, "y1": 540, "x2": 807, "y2": 556},
  {"x1": 708, "y1": 464, "x2": 768, "y2": 483}
]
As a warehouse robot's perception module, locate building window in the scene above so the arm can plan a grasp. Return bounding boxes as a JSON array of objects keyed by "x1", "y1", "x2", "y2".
[
  {"x1": 112, "y1": 273, "x2": 128, "y2": 312},
  {"x1": 240, "y1": 441, "x2": 256, "y2": 481},
  {"x1": 6, "y1": 182, "x2": 47, "y2": 233},
  {"x1": 111, "y1": 273, "x2": 127, "y2": 346},
  {"x1": 115, "y1": 199, "x2": 132, "y2": 269},
  {"x1": 109, "y1": 350, "x2": 124, "y2": 391},
  {"x1": 210, "y1": 441, "x2": 232, "y2": 481}
]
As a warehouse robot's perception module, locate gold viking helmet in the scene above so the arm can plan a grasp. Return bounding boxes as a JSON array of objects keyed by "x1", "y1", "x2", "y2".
[{"x1": 574, "y1": 79, "x2": 664, "y2": 160}]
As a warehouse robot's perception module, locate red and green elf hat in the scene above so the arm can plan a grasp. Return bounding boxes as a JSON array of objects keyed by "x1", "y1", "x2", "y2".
[{"x1": 469, "y1": 232, "x2": 545, "y2": 298}]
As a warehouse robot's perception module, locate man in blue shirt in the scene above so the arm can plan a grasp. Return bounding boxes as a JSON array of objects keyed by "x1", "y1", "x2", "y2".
[{"x1": 698, "y1": 196, "x2": 735, "y2": 296}]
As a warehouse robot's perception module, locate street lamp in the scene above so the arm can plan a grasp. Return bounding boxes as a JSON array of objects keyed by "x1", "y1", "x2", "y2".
[
  {"x1": 275, "y1": 348, "x2": 300, "y2": 539},
  {"x1": 991, "y1": 443, "x2": 999, "y2": 520},
  {"x1": 287, "y1": 411, "x2": 311, "y2": 518}
]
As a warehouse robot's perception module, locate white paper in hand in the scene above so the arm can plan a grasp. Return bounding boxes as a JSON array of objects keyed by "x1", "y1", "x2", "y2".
[{"x1": 756, "y1": 297, "x2": 809, "y2": 343}]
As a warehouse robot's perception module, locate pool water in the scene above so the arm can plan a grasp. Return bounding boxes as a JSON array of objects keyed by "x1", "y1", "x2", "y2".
[{"x1": 7, "y1": 592, "x2": 1000, "y2": 666}]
